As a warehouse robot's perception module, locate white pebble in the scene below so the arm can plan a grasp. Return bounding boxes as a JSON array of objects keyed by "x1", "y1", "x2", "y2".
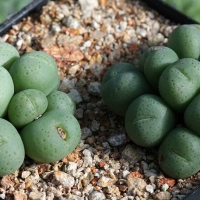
[
  {"x1": 83, "y1": 40, "x2": 92, "y2": 48},
  {"x1": 119, "y1": 21, "x2": 127, "y2": 31},
  {"x1": 0, "y1": 194, "x2": 5, "y2": 199},
  {"x1": 67, "y1": 162, "x2": 78, "y2": 171},
  {"x1": 122, "y1": 170, "x2": 130, "y2": 178},
  {"x1": 21, "y1": 171, "x2": 31, "y2": 179},
  {"x1": 60, "y1": 4, "x2": 70, "y2": 16},
  {"x1": 92, "y1": 13, "x2": 102, "y2": 23},
  {"x1": 146, "y1": 184, "x2": 154, "y2": 193},
  {"x1": 16, "y1": 38, "x2": 23, "y2": 48},
  {"x1": 88, "y1": 191, "x2": 106, "y2": 200},
  {"x1": 92, "y1": 21, "x2": 101, "y2": 29},
  {"x1": 51, "y1": 23, "x2": 61, "y2": 34},
  {"x1": 65, "y1": 16, "x2": 80, "y2": 29},
  {"x1": 161, "y1": 183, "x2": 169, "y2": 191},
  {"x1": 82, "y1": 149, "x2": 93, "y2": 167},
  {"x1": 79, "y1": 0, "x2": 99, "y2": 17},
  {"x1": 136, "y1": 28, "x2": 147, "y2": 37}
]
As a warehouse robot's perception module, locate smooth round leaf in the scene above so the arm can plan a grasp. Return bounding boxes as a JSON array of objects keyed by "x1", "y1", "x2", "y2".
[
  {"x1": 101, "y1": 62, "x2": 152, "y2": 116},
  {"x1": 144, "y1": 46, "x2": 178, "y2": 91},
  {"x1": 125, "y1": 94, "x2": 176, "y2": 147},
  {"x1": 167, "y1": 25, "x2": 200, "y2": 59},
  {"x1": 184, "y1": 93, "x2": 200, "y2": 136},
  {"x1": 0, "y1": 118, "x2": 25, "y2": 177},
  {"x1": 46, "y1": 90, "x2": 76, "y2": 115},
  {"x1": 0, "y1": 42, "x2": 19, "y2": 70},
  {"x1": 159, "y1": 58, "x2": 200, "y2": 113},
  {"x1": 8, "y1": 89, "x2": 48, "y2": 129},
  {"x1": 20, "y1": 110, "x2": 81, "y2": 163},
  {"x1": 158, "y1": 127, "x2": 200, "y2": 179},
  {"x1": 9, "y1": 51, "x2": 59, "y2": 95},
  {"x1": 0, "y1": 67, "x2": 14, "y2": 117}
]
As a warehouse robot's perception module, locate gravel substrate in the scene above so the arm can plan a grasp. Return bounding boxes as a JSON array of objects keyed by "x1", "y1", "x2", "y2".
[{"x1": 0, "y1": 0, "x2": 199, "y2": 199}]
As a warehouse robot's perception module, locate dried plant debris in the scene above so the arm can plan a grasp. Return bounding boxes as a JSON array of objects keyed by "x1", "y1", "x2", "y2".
[{"x1": 0, "y1": 0, "x2": 198, "y2": 199}]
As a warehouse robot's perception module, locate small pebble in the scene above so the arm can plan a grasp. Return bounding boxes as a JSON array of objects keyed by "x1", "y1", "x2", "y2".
[
  {"x1": 146, "y1": 184, "x2": 154, "y2": 193},
  {"x1": 53, "y1": 171, "x2": 75, "y2": 188},
  {"x1": 68, "y1": 89, "x2": 83, "y2": 104},
  {"x1": 87, "y1": 82, "x2": 101, "y2": 97},
  {"x1": 88, "y1": 191, "x2": 106, "y2": 200},
  {"x1": 65, "y1": 16, "x2": 80, "y2": 29},
  {"x1": 75, "y1": 108, "x2": 84, "y2": 119},
  {"x1": 161, "y1": 183, "x2": 169, "y2": 192},
  {"x1": 121, "y1": 144, "x2": 145, "y2": 165},
  {"x1": 81, "y1": 127, "x2": 92, "y2": 139},
  {"x1": 108, "y1": 133, "x2": 127, "y2": 147},
  {"x1": 90, "y1": 120, "x2": 100, "y2": 132}
]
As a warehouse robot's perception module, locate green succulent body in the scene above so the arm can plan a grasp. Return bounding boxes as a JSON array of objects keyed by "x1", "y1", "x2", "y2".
[
  {"x1": 158, "y1": 127, "x2": 200, "y2": 179},
  {"x1": 0, "y1": 67, "x2": 14, "y2": 117},
  {"x1": 159, "y1": 58, "x2": 200, "y2": 113},
  {"x1": 46, "y1": 90, "x2": 76, "y2": 115},
  {"x1": 0, "y1": 118, "x2": 25, "y2": 177},
  {"x1": 20, "y1": 109, "x2": 81, "y2": 163},
  {"x1": 167, "y1": 25, "x2": 200, "y2": 59},
  {"x1": 138, "y1": 47, "x2": 153, "y2": 72},
  {"x1": 125, "y1": 94, "x2": 176, "y2": 147},
  {"x1": 143, "y1": 46, "x2": 179, "y2": 91},
  {"x1": 9, "y1": 51, "x2": 59, "y2": 95},
  {"x1": 184, "y1": 93, "x2": 200, "y2": 137},
  {"x1": 0, "y1": 42, "x2": 20, "y2": 70},
  {"x1": 101, "y1": 62, "x2": 152, "y2": 116},
  {"x1": 8, "y1": 89, "x2": 48, "y2": 129}
]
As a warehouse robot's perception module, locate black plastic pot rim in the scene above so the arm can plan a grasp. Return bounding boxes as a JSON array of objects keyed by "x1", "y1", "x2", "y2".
[{"x1": 0, "y1": 0, "x2": 48, "y2": 36}]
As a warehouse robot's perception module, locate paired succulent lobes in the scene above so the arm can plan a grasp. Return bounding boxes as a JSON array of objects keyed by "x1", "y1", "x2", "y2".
[
  {"x1": 159, "y1": 58, "x2": 200, "y2": 113},
  {"x1": 20, "y1": 110, "x2": 81, "y2": 163},
  {"x1": 158, "y1": 127, "x2": 200, "y2": 179},
  {"x1": 101, "y1": 63, "x2": 152, "y2": 116},
  {"x1": 143, "y1": 46, "x2": 179, "y2": 91},
  {"x1": 46, "y1": 90, "x2": 76, "y2": 115},
  {"x1": 167, "y1": 25, "x2": 200, "y2": 60},
  {"x1": 125, "y1": 94, "x2": 176, "y2": 147},
  {"x1": 8, "y1": 89, "x2": 48, "y2": 129}
]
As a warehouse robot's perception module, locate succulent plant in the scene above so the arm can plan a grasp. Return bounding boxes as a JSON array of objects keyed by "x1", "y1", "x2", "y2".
[
  {"x1": 125, "y1": 94, "x2": 176, "y2": 147},
  {"x1": 184, "y1": 93, "x2": 200, "y2": 136},
  {"x1": 46, "y1": 90, "x2": 76, "y2": 115},
  {"x1": 0, "y1": 67, "x2": 14, "y2": 117},
  {"x1": 143, "y1": 46, "x2": 178, "y2": 91},
  {"x1": 158, "y1": 127, "x2": 200, "y2": 179},
  {"x1": 8, "y1": 89, "x2": 48, "y2": 129},
  {"x1": 101, "y1": 62, "x2": 152, "y2": 116},
  {"x1": 20, "y1": 109, "x2": 81, "y2": 163},
  {"x1": 9, "y1": 51, "x2": 59, "y2": 95},
  {"x1": 0, "y1": 118, "x2": 25, "y2": 177},
  {"x1": 167, "y1": 25, "x2": 200, "y2": 59},
  {"x1": 138, "y1": 47, "x2": 153, "y2": 72},
  {"x1": 159, "y1": 58, "x2": 200, "y2": 112},
  {"x1": 0, "y1": 42, "x2": 20, "y2": 70}
]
